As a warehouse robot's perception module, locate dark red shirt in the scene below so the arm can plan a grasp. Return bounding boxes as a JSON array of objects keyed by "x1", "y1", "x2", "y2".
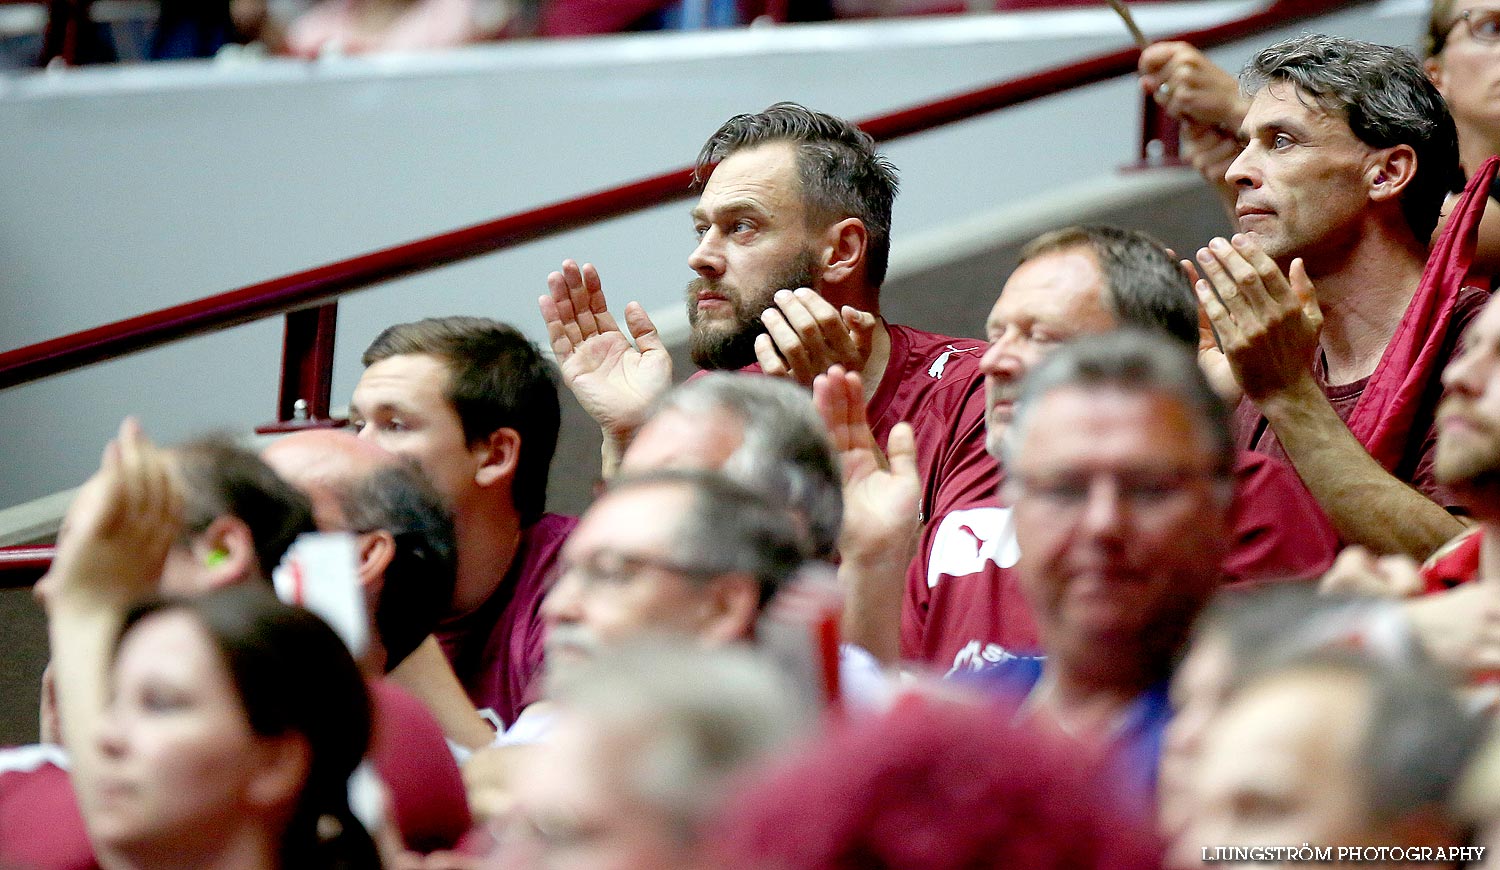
[
  {"x1": 1231, "y1": 285, "x2": 1490, "y2": 509},
  {"x1": 698, "y1": 323, "x2": 997, "y2": 527},
  {"x1": 0, "y1": 747, "x2": 94, "y2": 870},
  {"x1": 367, "y1": 680, "x2": 471, "y2": 852},
  {"x1": 0, "y1": 679, "x2": 473, "y2": 865},
  {"x1": 864, "y1": 324, "x2": 997, "y2": 523},
  {"x1": 436, "y1": 513, "x2": 576, "y2": 728},
  {"x1": 903, "y1": 451, "x2": 1339, "y2": 673}
]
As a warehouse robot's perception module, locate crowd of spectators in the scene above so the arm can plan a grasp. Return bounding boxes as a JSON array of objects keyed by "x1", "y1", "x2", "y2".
[
  {"x1": 14, "y1": 0, "x2": 1163, "y2": 66},
  {"x1": 11, "y1": 2, "x2": 1500, "y2": 869}
]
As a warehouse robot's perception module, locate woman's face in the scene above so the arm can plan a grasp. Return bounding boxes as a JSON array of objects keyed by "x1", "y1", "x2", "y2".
[
  {"x1": 1429, "y1": 1, "x2": 1500, "y2": 134},
  {"x1": 89, "y1": 610, "x2": 279, "y2": 857}
]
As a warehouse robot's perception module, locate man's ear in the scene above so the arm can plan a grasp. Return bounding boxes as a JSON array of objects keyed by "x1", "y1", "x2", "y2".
[
  {"x1": 473, "y1": 427, "x2": 521, "y2": 489},
  {"x1": 196, "y1": 515, "x2": 259, "y2": 588},
  {"x1": 696, "y1": 574, "x2": 761, "y2": 645},
  {"x1": 819, "y1": 218, "x2": 869, "y2": 288},
  {"x1": 245, "y1": 733, "x2": 311, "y2": 811},
  {"x1": 1424, "y1": 55, "x2": 1446, "y2": 95},
  {"x1": 355, "y1": 529, "x2": 395, "y2": 593},
  {"x1": 1368, "y1": 144, "x2": 1418, "y2": 204}
]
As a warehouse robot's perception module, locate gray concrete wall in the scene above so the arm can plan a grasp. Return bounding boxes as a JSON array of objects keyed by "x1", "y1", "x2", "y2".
[{"x1": 0, "y1": 0, "x2": 1424, "y2": 743}]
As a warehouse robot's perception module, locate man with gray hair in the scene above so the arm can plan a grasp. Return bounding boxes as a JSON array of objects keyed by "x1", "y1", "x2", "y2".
[
  {"x1": 968, "y1": 329, "x2": 1235, "y2": 799},
  {"x1": 619, "y1": 372, "x2": 843, "y2": 560},
  {"x1": 1155, "y1": 34, "x2": 1485, "y2": 559},
  {"x1": 619, "y1": 371, "x2": 920, "y2": 666},
  {"x1": 497, "y1": 644, "x2": 811, "y2": 870},
  {"x1": 542, "y1": 469, "x2": 810, "y2": 678}
]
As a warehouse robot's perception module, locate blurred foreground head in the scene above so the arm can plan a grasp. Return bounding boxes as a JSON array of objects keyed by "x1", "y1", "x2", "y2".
[
  {"x1": 620, "y1": 373, "x2": 842, "y2": 559},
  {"x1": 262, "y1": 428, "x2": 457, "y2": 671},
  {"x1": 705, "y1": 696, "x2": 1161, "y2": 870},
  {"x1": 95, "y1": 584, "x2": 375, "y2": 869},
  {"x1": 500, "y1": 643, "x2": 812, "y2": 870},
  {"x1": 1183, "y1": 651, "x2": 1484, "y2": 868}
]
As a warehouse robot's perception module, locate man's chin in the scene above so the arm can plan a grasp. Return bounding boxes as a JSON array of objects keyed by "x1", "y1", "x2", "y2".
[{"x1": 690, "y1": 326, "x2": 762, "y2": 370}]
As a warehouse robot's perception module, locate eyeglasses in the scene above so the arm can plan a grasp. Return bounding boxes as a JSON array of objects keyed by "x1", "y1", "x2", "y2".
[
  {"x1": 1013, "y1": 467, "x2": 1228, "y2": 512},
  {"x1": 559, "y1": 548, "x2": 719, "y2": 590},
  {"x1": 1440, "y1": 8, "x2": 1500, "y2": 50}
]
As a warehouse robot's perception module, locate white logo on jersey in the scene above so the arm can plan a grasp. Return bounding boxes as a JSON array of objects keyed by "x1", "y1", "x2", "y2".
[
  {"x1": 926, "y1": 507, "x2": 1020, "y2": 589},
  {"x1": 947, "y1": 641, "x2": 1042, "y2": 675},
  {"x1": 927, "y1": 344, "x2": 980, "y2": 379}
]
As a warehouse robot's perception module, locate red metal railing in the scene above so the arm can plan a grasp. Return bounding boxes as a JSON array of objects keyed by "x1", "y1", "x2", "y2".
[
  {"x1": 0, "y1": 0, "x2": 1365, "y2": 395},
  {"x1": 0, "y1": 0, "x2": 1371, "y2": 585},
  {"x1": 0, "y1": 546, "x2": 54, "y2": 589}
]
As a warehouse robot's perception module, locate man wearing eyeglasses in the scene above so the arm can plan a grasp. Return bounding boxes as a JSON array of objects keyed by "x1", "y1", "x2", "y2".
[
  {"x1": 967, "y1": 329, "x2": 1233, "y2": 799},
  {"x1": 540, "y1": 469, "x2": 808, "y2": 677}
]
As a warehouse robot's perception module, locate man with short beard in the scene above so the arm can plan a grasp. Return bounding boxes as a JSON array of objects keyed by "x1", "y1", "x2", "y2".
[{"x1": 540, "y1": 102, "x2": 995, "y2": 542}]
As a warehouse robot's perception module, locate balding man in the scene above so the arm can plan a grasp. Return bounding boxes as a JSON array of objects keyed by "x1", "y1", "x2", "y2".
[{"x1": 907, "y1": 226, "x2": 1335, "y2": 673}]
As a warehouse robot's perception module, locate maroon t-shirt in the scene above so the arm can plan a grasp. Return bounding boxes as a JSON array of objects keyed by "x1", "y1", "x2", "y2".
[
  {"x1": 902, "y1": 450, "x2": 1339, "y2": 673},
  {"x1": 700, "y1": 322, "x2": 997, "y2": 525},
  {"x1": 1231, "y1": 285, "x2": 1490, "y2": 509},
  {"x1": 865, "y1": 324, "x2": 997, "y2": 523},
  {"x1": 436, "y1": 513, "x2": 576, "y2": 728}
]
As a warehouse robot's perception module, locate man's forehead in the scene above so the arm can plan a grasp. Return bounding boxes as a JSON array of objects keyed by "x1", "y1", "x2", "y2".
[
  {"x1": 263, "y1": 430, "x2": 393, "y2": 484},
  {"x1": 1243, "y1": 80, "x2": 1347, "y2": 133},
  {"x1": 1016, "y1": 386, "x2": 1210, "y2": 463},
  {"x1": 621, "y1": 407, "x2": 745, "y2": 474},
  {"x1": 573, "y1": 481, "x2": 693, "y2": 549},
  {"x1": 1214, "y1": 670, "x2": 1369, "y2": 768},
  {"x1": 352, "y1": 353, "x2": 450, "y2": 405},
  {"x1": 991, "y1": 248, "x2": 1111, "y2": 326},
  {"x1": 698, "y1": 143, "x2": 803, "y2": 207}
]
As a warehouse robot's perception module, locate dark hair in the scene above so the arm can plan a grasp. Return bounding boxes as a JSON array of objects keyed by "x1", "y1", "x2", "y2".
[
  {"x1": 174, "y1": 437, "x2": 316, "y2": 581},
  {"x1": 117, "y1": 585, "x2": 378, "y2": 869},
  {"x1": 1426, "y1": 0, "x2": 1461, "y2": 58},
  {"x1": 696, "y1": 102, "x2": 900, "y2": 289},
  {"x1": 1243, "y1": 34, "x2": 1462, "y2": 242},
  {"x1": 339, "y1": 462, "x2": 457, "y2": 670},
  {"x1": 1006, "y1": 328, "x2": 1235, "y2": 481},
  {"x1": 362, "y1": 317, "x2": 561, "y2": 525},
  {"x1": 1019, "y1": 225, "x2": 1197, "y2": 349},
  {"x1": 608, "y1": 468, "x2": 809, "y2": 606}
]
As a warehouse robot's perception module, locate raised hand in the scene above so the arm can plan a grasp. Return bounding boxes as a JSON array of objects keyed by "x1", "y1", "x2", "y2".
[
  {"x1": 814, "y1": 366, "x2": 919, "y2": 664},
  {"x1": 1138, "y1": 41, "x2": 1247, "y2": 130},
  {"x1": 1179, "y1": 255, "x2": 1243, "y2": 405},
  {"x1": 1194, "y1": 234, "x2": 1323, "y2": 404},
  {"x1": 756, "y1": 288, "x2": 878, "y2": 387},
  {"x1": 36, "y1": 418, "x2": 183, "y2": 614},
  {"x1": 539, "y1": 260, "x2": 672, "y2": 442}
]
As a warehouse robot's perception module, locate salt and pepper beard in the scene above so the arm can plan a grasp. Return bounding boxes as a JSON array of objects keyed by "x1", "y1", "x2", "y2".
[{"x1": 686, "y1": 250, "x2": 822, "y2": 370}]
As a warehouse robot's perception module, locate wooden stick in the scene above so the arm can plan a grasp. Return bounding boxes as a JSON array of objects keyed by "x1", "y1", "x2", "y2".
[{"x1": 1106, "y1": 0, "x2": 1148, "y2": 48}]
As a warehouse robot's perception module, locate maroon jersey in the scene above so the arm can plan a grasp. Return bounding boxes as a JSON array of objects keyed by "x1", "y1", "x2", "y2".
[
  {"x1": 903, "y1": 451, "x2": 1339, "y2": 673},
  {"x1": 699, "y1": 323, "x2": 997, "y2": 527},
  {"x1": 436, "y1": 513, "x2": 576, "y2": 728},
  {"x1": 1232, "y1": 285, "x2": 1490, "y2": 509},
  {"x1": 865, "y1": 324, "x2": 997, "y2": 523}
]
